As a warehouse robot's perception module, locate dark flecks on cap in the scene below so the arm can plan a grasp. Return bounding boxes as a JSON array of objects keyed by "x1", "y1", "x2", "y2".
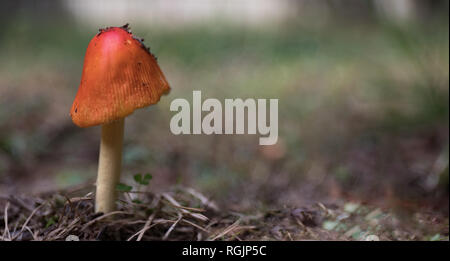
[
  {"x1": 97, "y1": 23, "x2": 129, "y2": 36},
  {"x1": 121, "y1": 23, "x2": 130, "y2": 31},
  {"x1": 131, "y1": 35, "x2": 158, "y2": 60},
  {"x1": 96, "y1": 23, "x2": 158, "y2": 60}
]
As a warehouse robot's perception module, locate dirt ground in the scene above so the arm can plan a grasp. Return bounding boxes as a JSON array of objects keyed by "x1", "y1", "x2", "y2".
[{"x1": 0, "y1": 182, "x2": 448, "y2": 241}]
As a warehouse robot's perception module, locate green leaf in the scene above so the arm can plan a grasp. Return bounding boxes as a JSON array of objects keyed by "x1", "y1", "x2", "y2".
[
  {"x1": 141, "y1": 173, "x2": 152, "y2": 185},
  {"x1": 133, "y1": 173, "x2": 152, "y2": 185},
  {"x1": 45, "y1": 216, "x2": 57, "y2": 228},
  {"x1": 116, "y1": 183, "x2": 132, "y2": 192},
  {"x1": 132, "y1": 199, "x2": 142, "y2": 204},
  {"x1": 133, "y1": 173, "x2": 142, "y2": 184}
]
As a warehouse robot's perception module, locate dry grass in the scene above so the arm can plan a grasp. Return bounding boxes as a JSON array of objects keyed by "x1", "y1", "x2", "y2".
[
  {"x1": 0, "y1": 184, "x2": 251, "y2": 241},
  {"x1": 1, "y1": 184, "x2": 448, "y2": 241}
]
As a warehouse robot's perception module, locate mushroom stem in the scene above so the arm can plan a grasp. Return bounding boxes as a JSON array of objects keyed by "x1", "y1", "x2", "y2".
[{"x1": 96, "y1": 118, "x2": 124, "y2": 213}]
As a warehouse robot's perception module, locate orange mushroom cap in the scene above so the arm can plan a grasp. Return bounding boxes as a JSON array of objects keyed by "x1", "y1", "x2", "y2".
[{"x1": 70, "y1": 24, "x2": 170, "y2": 127}]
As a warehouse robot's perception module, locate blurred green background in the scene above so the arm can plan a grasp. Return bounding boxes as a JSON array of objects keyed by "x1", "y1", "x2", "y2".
[{"x1": 0, "y1": 0, "x2": 448, "y2": 212}]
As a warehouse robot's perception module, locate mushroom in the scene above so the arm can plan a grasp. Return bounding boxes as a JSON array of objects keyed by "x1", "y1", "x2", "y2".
[{"x1": 70, "y1": 24, "x2": 170, "y2": 213}]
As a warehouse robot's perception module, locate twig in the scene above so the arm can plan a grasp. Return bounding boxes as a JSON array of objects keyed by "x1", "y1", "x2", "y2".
[
  {"x1": 23, "y1": 226, "x2": 38, "y2": 241},
  {"x1": 162, "y1": 193, "x2": 208, "y2": 222},
  {"x1": 81, "y1": 211, "x2": 132, "y2": 231},
  {"x1": 1, "y1": 196, "x2": 34, "y2": 212},
  {"x1": 127, "y1": 196, "x2": 162, "y2": 241},
  {"x1": 2, "y1": 202, "x2": 11, "y2": 241},
  {"x1": 184, "y1": 187, "x2": 219, "y2": 211},
  {"x1": 55, "y1": 217, "x2": 81, "y2": 239},
  {"x1": 129, "y1": 212, "x2": 156, "y2": 241},
  {"x1": 163, "y1": 213, "x2": 183, "y2": 240},
  {"x1": 127, "y1": 222, "x2": 160, "y2": 241},
  {"x1": 12, "y1": 202, "x2": 46, "y2": 241},
  {"x1": 181, "y1": 219, "x2": 210, "y2": 233},
  {"x1": 209, "y1": 219, "x2": 241, "y2": 241}
]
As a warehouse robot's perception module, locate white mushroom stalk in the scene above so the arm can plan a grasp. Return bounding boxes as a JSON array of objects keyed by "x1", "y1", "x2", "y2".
[{"x1": 96, "y1": 118, "x2": 124, "y2": 213}]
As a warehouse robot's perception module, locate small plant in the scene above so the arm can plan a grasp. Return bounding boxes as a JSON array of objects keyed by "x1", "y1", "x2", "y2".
[
  {"x1": 45, "y1": 215, "x2": 58, "y2": 228},
  {"x1": 116, "y1": 173, "x2": 153, "y2": 204},
  {"x1": 116, "y1": 183, "x2": 133, "y2": 192},
  {"x1": 133, "y1": 173, "x2": 153, "y2": 186}
]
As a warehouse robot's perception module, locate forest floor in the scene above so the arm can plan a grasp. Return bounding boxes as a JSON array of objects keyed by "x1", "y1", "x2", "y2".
[{"x1": 0, "y1": 184, "x2": 448, "y2": 241}]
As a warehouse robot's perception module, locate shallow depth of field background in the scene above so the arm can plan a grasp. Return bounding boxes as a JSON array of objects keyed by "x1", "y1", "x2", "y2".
[{"x1": 0, "y1": 0, "x2": 448, "y2": 215}]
